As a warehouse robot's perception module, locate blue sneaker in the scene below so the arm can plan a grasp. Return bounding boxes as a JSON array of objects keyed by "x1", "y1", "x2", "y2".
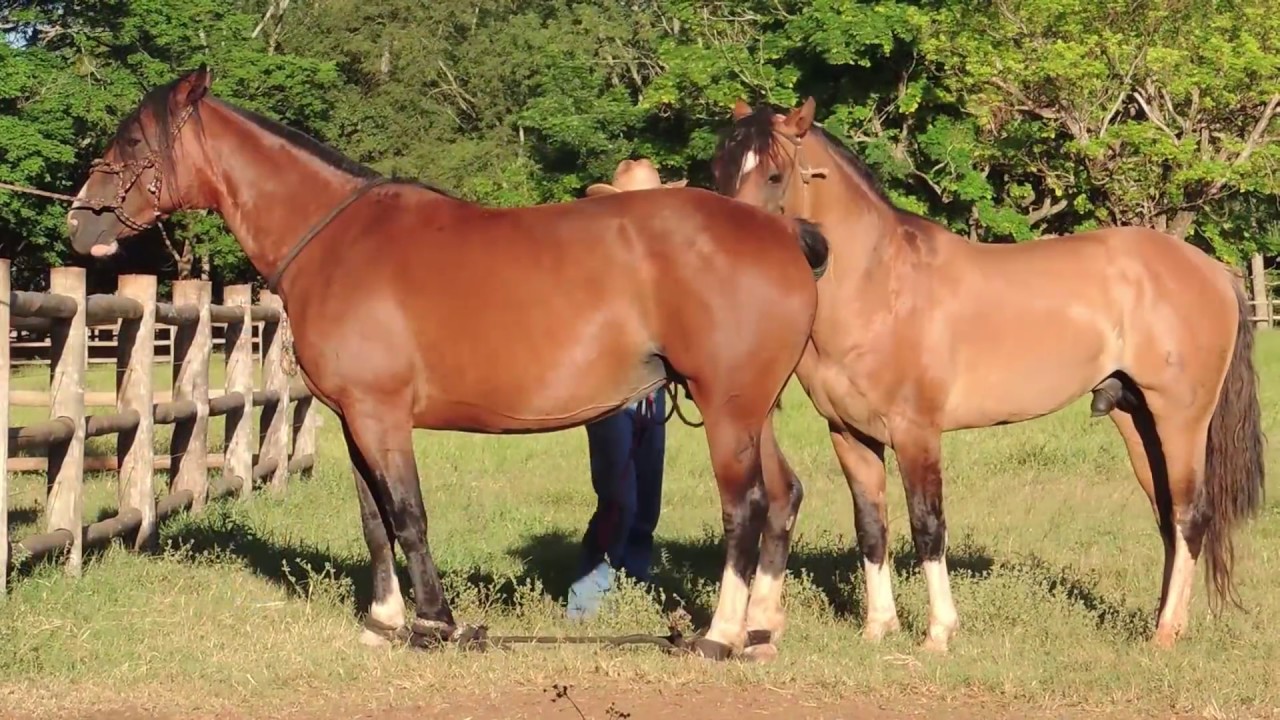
[{"x1": 566, "y1": 561, "x2": 614, "y2": 621}]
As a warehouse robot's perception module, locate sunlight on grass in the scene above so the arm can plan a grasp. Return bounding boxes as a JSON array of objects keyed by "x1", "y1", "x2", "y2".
[{"x1": 3, "y1": 333, "x2": 1278, "y2": 718}]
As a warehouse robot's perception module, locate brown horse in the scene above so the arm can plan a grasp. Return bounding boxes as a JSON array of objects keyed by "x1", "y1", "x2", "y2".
[
  {"x1": 712, "y1": 97, "x2": 1265, "y2": 652},
  {"x1": 64, "y1": 67, "x2": 831, "y2": 661}
]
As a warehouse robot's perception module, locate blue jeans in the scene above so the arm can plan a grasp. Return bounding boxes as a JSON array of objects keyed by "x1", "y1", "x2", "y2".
[{"x1": 567, "y1": 390, "x2": 666, "y2": 620}]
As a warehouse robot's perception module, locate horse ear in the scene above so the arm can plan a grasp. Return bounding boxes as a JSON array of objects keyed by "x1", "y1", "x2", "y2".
[
  {"x1": 183, "y1": 63, "x2": 213, "y2": 105},
  {"x1": 732, "y1": 98, "x2": 753, "y2": 120},
  {"x1": 784, "y1": 96, "x2": 817, "y2": 137}
]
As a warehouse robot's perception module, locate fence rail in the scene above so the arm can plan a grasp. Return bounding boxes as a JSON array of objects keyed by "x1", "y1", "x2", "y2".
[
  {"x1": 1, "y1": 259, "x2": 316, "y2": 593},
  {"x1": 1247, "y1": 298, "x2": 1278, "y2": 328}
]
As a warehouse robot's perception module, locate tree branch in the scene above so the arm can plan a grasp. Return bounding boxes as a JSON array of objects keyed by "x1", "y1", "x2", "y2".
[
  {"x1": 1203, "y1": 92, "x2": 1280, "y2": 198},
  {"x1": 1026, "y1": 195, "x2": 1069, "y2": 225},
  {"x1": 1132, "y1": 87, "x2": 1177, "y2": 141}
]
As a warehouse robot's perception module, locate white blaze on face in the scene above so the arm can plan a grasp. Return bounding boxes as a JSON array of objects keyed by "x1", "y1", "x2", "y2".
[
  {"x1": 66, "y1": 182, "x2": 90, "y2": 230},
  {"x1": 739, "y1": 150, "x2": 760, "y2": 182}
]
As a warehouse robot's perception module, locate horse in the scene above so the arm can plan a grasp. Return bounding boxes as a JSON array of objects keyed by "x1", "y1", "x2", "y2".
[
  {"x1": 710, "y1": 97, "x2": 1265, "y2": 652},
  {"x1": 64, "y1": 66, "x2": 832, "y2": 662}
]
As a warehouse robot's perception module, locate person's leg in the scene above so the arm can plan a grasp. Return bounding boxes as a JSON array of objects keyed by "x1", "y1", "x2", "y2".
[
  {"x1": 568, "y1": 408, "x2": 639, "y2": 620},
  {"x1": 623, "y1": 392, "x2": 666, "y2": 582}
]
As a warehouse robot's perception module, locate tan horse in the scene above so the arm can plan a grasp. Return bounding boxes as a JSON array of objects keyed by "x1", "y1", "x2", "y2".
[{"x1": 711, "y1": 97, "x2": 1265, "y2": 652}]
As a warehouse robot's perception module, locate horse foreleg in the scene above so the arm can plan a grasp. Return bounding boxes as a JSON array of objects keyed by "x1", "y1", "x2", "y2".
[
  {"x1": 830, "y1": 426, "x2": 899, "y2": 640},
  {"x1": 343, "y1": 408, "x2": 457, "y2": 647},
  {"x1": 343, "y1": 420, "x2": 406, "y2": 646},
  {"x1": 743, "y1": 416, "x2": 803, "y2": 662},
  {"x1": 893, "y1": 425, "x2": 958, "y2": 653}
]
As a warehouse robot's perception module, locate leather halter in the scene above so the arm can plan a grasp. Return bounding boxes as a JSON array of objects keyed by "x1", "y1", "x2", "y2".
[
  {"x1": 74, "y1": 103, "x2": 199, "y2": 230},
  {"x1": 265, "y1": 176, "x2": 393, "y2": 294},
  {"x1": 770, "y1": 130, "x2": 828, "y2": 219}
]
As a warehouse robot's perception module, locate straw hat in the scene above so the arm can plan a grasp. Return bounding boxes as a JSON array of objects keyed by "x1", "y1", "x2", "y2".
[{"x1": 584, "y1": 158, "x2": 688, "y2": 197}]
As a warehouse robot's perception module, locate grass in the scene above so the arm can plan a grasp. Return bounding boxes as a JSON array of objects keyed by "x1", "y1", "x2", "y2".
[{"x1": 2, "y1": 333, "x2": 1279, "y2": 718}]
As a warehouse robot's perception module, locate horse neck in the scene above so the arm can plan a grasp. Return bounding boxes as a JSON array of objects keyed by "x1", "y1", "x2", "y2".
[
  {"x1": 796, "y1": 138, "x2": 900, "y2": 278},
  {"x1": 192, "y1": 100, "x2": 366, "y2": 284}
]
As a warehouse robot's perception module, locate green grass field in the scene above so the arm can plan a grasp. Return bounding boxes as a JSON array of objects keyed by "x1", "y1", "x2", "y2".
[{"x1": 3, "y1": 334, "x2": 1279, "y2": 719}]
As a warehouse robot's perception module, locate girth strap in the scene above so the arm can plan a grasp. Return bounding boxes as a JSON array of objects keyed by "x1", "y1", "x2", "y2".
[{"x1": 266, "y1": 176, "x2": 393, "y2": 293}]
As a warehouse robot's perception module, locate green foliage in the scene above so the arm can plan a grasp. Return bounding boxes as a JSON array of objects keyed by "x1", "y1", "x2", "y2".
[{"x1": 2, "y1": 0, "x2": 1277, "y2": 289}]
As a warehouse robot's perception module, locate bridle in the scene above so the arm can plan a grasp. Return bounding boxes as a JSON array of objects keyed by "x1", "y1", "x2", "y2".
[
  {"x1": 768, "y1": 129, "x2": 828, "y2": 219},
  {"x1": 73, "y1": 103, "x2": 198, "y2": 232}
]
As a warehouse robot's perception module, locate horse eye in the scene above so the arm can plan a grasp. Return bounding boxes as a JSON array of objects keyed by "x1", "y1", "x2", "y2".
[
  {"x1": 125, "y1": 138, "x2": 143, "y2": 148},
  {"x1": 768, "y1": 171, "x2": 783, "y2": 184}
]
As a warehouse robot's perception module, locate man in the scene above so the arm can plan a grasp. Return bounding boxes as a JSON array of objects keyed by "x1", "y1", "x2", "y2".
[{"x1": 566, "y1": 158, "x2": 687, "y2": 620}]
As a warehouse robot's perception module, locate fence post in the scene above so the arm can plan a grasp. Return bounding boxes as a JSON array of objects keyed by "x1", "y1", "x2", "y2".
[
  {"x1": 46, "y1": 267, "x2": 86, "y2": 577},
  {"x1": 170, "y1": 280, "x2": 212, "y2": 511},
  {"x1": 1, "y1": 259, "x2": 10, "y2": 593},
  {"x1": 223, "y1": 285, "x2": 253, "y2": 498},
  {"x1": 1250, "y1": 252, "x2": 1270, "y2": 329},
  {"x1": 259, "y1": 290, "x2": 289, "y2": 492},
  {"x1": 116, "y1": 275, "x2": 157, "y2": 550}
]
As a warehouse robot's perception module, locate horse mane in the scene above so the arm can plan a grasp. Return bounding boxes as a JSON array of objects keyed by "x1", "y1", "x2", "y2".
[
  {"x1": 113, "y1": 75, "x2": 460, "y2": 199},
  {"x1": 712, "y1": 103, "x2": 896, "y2": 209}
]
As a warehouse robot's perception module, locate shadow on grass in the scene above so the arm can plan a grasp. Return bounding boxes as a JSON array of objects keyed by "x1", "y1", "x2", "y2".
[{"x1": 149, "y1": 509, "x2": 1150, "y2": 641}]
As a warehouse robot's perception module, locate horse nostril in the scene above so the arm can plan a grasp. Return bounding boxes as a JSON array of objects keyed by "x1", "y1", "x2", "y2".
[{"x1": 67, "y1": 216, "x2": 79, "y2": 230}]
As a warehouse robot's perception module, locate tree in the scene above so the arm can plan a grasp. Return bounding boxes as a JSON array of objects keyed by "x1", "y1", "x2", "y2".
[{"x1": 922, "y1": 0, "x2": 1280, "y2": 247}]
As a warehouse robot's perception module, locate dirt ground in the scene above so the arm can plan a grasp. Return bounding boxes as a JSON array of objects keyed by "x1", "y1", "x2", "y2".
[{"x1": 7, "y1": 685, "x2": 1207, "y2": 720}]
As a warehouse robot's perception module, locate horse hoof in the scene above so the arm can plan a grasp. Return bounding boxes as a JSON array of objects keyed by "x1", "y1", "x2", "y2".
[
  {"x1": 741, "y1": 642, "x2": 779, "y2": 663},
  {"x1": 689, "y1": 637, "x2": 734, "y2": 661},
  {"x1": 359, "y1": 627, "x2": 394, "y2": 648},
  {"x1": 862, "y1": 618, "x2": 901, "y2": 642},
  {"x1": 921, "y1": 635, "x2": 950, "y2": 654},
  {"x1": 406, "y1": 619, "x2": 457, "y2": 650}
]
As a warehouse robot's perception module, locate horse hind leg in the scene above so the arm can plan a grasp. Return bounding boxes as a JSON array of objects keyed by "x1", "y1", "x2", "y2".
[
  {"x1": 742, "y1": 415, "x2": 803, "y2": 662},
  {"x1": 1113, "y1": 379, "x2": 1224, "y2": 648},
  {"x1": 1107, "y1": 400, "x2": 1177, "y2": 633},
  {"x1": 688, "y1": 398, "x2": 770, "y2": 660}
]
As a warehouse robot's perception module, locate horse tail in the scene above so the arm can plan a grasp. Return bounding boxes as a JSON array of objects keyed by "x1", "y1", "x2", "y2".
[
  {"x1": 1197, "y1": 283, "x2": 1266, "y2": 613},
  {"x1": 793, "y1": 218, "x2": 830, "y2": 280}
]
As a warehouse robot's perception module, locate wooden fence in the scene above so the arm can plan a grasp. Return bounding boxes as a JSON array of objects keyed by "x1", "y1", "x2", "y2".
[{"x1": 1, "y1": 259, "x2": 316, "y2": 593}]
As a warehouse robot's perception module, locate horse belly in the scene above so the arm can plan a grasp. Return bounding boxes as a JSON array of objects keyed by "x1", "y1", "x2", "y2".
[
  {"x1": 411, "y1": 327, "x2": 665, "y2": 434},
  {"x1": 941, "y1": 307, "x2": 1120, "y2": 430}
]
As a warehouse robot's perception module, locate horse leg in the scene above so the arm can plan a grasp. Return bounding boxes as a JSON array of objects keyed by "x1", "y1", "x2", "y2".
[
  {"x1": 830, "y1": 425, "x2": 899, "y2": 640},
  {"x1": 343, "y1": 421, "x2": 406, "y2": 646},
  {"x1": 893, "y1": 425, "x2": 958, "y2": 652},
  {"x1": 742, "y1": 415, "x2": 802, "y2": 662},
  {"x1": 1142, "y1": 405, "x2": 1212, "y2": 648},
  {"x1": 1108, "y1": 406, "x2": 1177, "y2": 633},
  {"x1": 343, "y1": 408, "x2": 457, "y2": 646},
  {"x1": 691, "y1": 405, "x2": 768, "y2": 660}
]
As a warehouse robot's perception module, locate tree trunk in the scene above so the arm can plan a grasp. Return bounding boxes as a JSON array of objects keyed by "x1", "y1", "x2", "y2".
[
  {"x1": 1167, "y1": 209, "x2": 1197, "y2": 239},
  {"x1": 175, "y1": 239, "x2": 194, "y2": 280}
]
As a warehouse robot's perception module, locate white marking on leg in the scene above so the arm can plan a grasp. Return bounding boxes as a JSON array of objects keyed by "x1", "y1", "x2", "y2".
[
  {"x1": 746, "y1": 508, "x2": 790, "y2": 641},
  {"x1": 707, "y1": 564, "x2": 751, "y2": 650},
  {"x1": 359, "y1": 571, "x2": 406, "y2": 647},
  {"x1": 1155, "y1": 527, "x2": 1196, "y2": 647},
  {"x1": 862, "y1": 558, "x2": 900, "y2": 640},
  {"x1": 922, "y1": 557, "x2": 958, "y2": 652},
  {"x1": 746, "y1": 566, "x2": 785, "y2": 638}
]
